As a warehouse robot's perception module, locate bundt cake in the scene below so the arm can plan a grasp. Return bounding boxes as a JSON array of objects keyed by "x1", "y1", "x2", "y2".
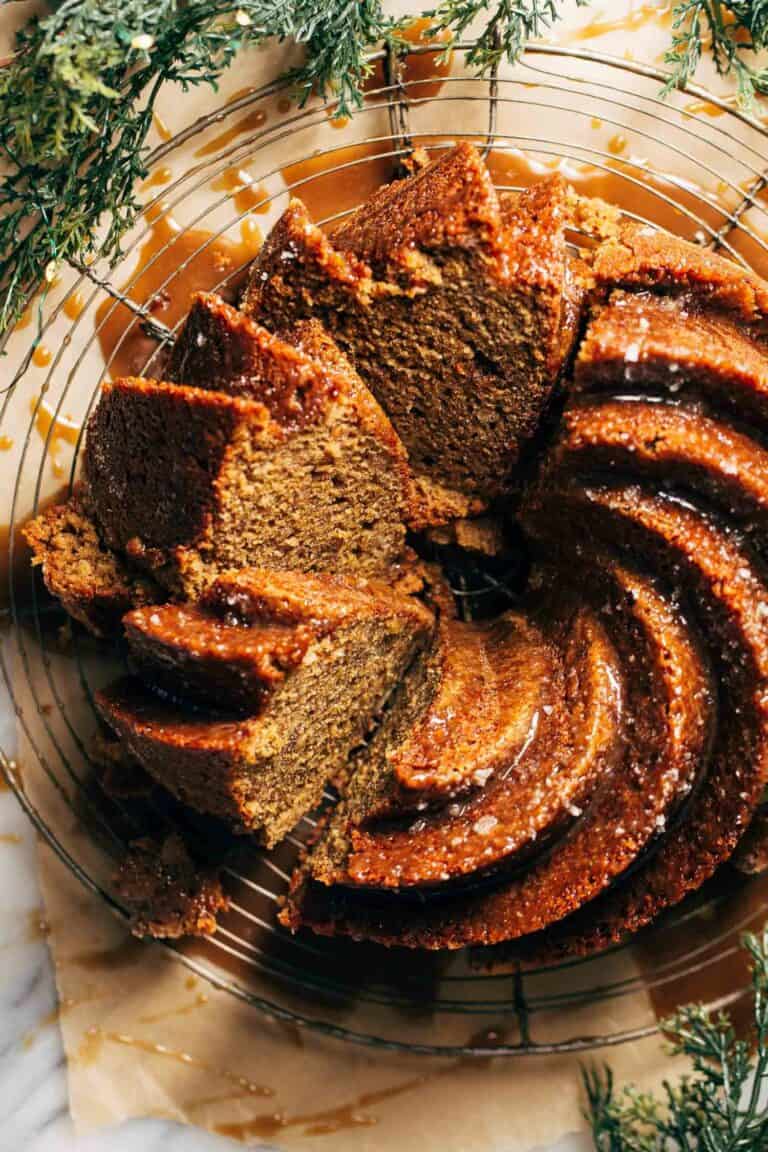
[
  {"x1": 242, "y1": 142, "x2": 577, "y2": 526},
  {"x1": 282, "y1": 220, "x2": 768, "y2": 951},
  {"x1": 96, "y1": 569, "x2": 433, "y2": 846},
  {"x1": 25, "y1": 141, "x2": 768, "y2": 957}
]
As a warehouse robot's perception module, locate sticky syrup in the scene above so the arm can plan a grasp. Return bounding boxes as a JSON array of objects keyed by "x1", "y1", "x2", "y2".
[
  {"x1": 142, "y1": 166, "x2": 174, "y2": 190},
  {"x1": 633, "y1": 872, "x2": 768, "y2": 1041},
  {"x1": 76, "y1": 1027, "x2": 274, "y2": 1099},
  {"x1": 194, "y1": 108, "x2": 267, "y2": 159},
  {"x1": 95, "y1": 204, "x2": 263, "y2": 379},
  {"x1": 562, "y1": 3, "x2": 674, "y2": 42},
  {"x1": 153, "y1": 112, "x2": 172, "y2": 142},
  {"x1": 29, "y1": 397, "x2": 81, "y2": 479},
  {"x1": 214, "y1": 1076, "x2": 433, "y2": 1141},
  {"x1": 63, "y1": 292, "x2": 85, "y2": 321},
  {"x1": 32, "y1": 346, "x2": 52, "y2": 368},
  {"x1": 210, "y1": 166, "x2": 270, "y2": 215}
]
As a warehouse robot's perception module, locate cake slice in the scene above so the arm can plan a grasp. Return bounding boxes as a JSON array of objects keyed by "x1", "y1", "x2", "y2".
[
  {"x1": 97, "y1": 570, "x2": 434, "y2": 846},
  {"x1": 242, "y1": 143, "x2": 574, "y2": 526},
  {"x1": 83, "y1": 299, "x2": 411, "y2": 598},
  {"x1": 23, "y1": 494, "x2": 161, "y2": 636}
]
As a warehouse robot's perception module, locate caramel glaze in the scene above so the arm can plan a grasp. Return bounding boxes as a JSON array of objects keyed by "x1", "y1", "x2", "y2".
[
  {"x1": 553, "y1": 398, "x2": 768, "y2": 540},
  {"x1": 562, "y1": 4, "x2": 674, "y2": 42},
  {"x1": 632, "y1": 870, "x2": 768, "y2": 1039},
  {"x1": 320, "y1": 603, "x2": 623, "y2": 890},
  {"x1": 210, "y1": 166, "x2": 270, "y2": 215},
  {"x1": 295, "y1": 353, "x2": 768, "y2": 948},
  {"x1": 590, "y1": 222, "x2": 768, "y2": 323},
  {"x1": 124, "y1": 568, "x2": 429, "y2": 713},
  {"x1": 363, "y1": 17, "x2": 453, "y2": 102},
  {"x1": 30, "y1": 397, "x2": 81, "y2": 479},
  {"x1": 77, "y1": 1027, "x2": 273, "y2": 1099},
  {"x1": 515, "y1": 487, "x2": 768, "y2": 960},
  {"x1": 95, "y1": 207, "x2": 263, "y2": 380},
  {"x1": 214, "y1": 1075, "x2": 435, "y2": 1142},
  {"x1": 194, "y1": 108, "x2": 267, "y2": 159}
]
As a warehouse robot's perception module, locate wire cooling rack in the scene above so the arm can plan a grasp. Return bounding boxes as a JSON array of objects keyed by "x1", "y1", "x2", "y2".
[{"x1": 2, "y1": 40, "x2": 768, "y2": 1057}]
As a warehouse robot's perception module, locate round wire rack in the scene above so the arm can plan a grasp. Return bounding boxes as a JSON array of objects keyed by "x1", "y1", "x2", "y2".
[{"x1": 2, "y1": 39, "x2": 768, "y2": 1057}]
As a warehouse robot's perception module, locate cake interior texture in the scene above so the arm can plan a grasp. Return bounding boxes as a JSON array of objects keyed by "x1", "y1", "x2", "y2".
[{"x1": 22, "y1": 141, "x2": 768, "y2": 952}]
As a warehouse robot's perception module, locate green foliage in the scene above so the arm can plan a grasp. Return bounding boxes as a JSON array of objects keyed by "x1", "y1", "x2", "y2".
[
  {"x1": 0, "y1": 0, "x2": 395, "y2": 337},
  {"x1": 665, "y1": 1, "x2": 768, "y2": 108},
  {"x1": 5, "y1": 1, "x2": 768, "y2": 344},
  {"x1": 426, "y1": 0, "x2": 588, "y2": 73},
  {"x1": 586, "y1": 927, "x2": 768, "y2": 1151}
]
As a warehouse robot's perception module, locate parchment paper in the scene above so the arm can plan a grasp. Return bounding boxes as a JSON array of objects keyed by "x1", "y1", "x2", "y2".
[{"x1": 37, "y1": 843, "x2": 687, "y2": 1149}]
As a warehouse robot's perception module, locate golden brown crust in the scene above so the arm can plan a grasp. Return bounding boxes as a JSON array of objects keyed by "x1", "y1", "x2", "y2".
[
  {"x1": 33, "y1": 170, "x2": 768, "y2": 950},
  {"x1": 591, "y1": 221, "x2": 768, "y2": 324}
]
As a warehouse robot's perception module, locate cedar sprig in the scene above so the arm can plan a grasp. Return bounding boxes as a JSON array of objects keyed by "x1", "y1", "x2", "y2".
[
  {"x1": 664, "y1": 1, "x2": 768, "y2": 108},
  {"x1": 585, "y1": 926, "x2": 768, "y2": 1151}
]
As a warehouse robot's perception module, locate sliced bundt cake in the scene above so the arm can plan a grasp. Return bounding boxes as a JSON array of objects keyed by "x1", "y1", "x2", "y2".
[
  {"x1": 27, "y1": 165, "x2": 768, "y2": 957},
  {"x1": 301, "y1": 599, "x2": 624, "y2": 894},
  {"x1": 97, "y1": 569, "x2": 434, "y2": 846},
  {"x1": 83, "y1": 298, "x2": 412, "y2": 598},
  {"x1": 282, "y1": 559, "x2": 712, "y2": 946},
  {"x1": 115, "y1": 833, "x2": 229, "y2": 939},
  {"x1": 243, "y1": 142, "x2": 576, "y2": 526},
  {"x1": 283, "y1": 228, "x2": 768, "y2": 951}
]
